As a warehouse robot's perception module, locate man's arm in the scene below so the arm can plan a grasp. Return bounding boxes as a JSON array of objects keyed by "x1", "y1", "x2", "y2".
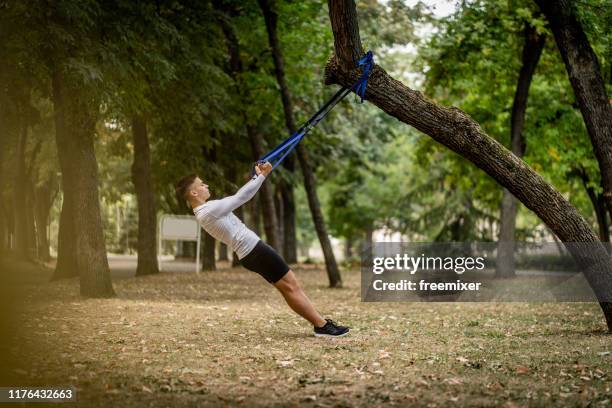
[{"x1": 206, "y1": 162, "x2": 272, "y2": 217}]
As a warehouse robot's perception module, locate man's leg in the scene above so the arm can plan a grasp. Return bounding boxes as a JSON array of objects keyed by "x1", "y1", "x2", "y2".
[{"x1": 273, "y1": 270, "x2": 326, "y2": 328}]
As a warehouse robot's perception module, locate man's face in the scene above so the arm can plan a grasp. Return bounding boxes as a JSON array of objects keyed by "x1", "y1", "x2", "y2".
[{"x1": 190, "y1": 177, "x2": 210, "y2": 201}]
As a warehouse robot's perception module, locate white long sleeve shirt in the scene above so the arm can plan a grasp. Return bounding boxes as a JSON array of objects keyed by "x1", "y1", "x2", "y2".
[{"x1": 193, "y1": 174, "x2": 266, "y2": 259}]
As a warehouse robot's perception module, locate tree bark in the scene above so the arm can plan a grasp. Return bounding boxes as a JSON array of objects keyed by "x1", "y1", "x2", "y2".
[
  {"x1": 51, "y1": 71, "x2": 114, "y2": 297},
  {"x1": 14, "y1": 120, "x2": 29, "y2": 259},
  {"x1": 259, "y1": 0, "x2": 341, "y2": 284},
  {"x1": 344, "y1": 237, "x2": 353, "y2": 260},
  {"x1": 274, "y1": 187, "x2": 285, "y2": 256},
  {"x1": 201, "y1": 231, "x2": 216, "y2": 271},
  {"x1": 297, "y1": 145, "x2": 343, "y2": 287},
  {"x1": 496, "y1": 23, "x2": 546, "y2": 278},
  {"x1": 0, "y1": 122, "x2": 6, "y2": 253},
  {"x1": 535, "y1": 0, "x2": 612, "y2": 224},
  {"x1": 326, "y1": 0, "x2": 612, "y2": 329},
  {"x1": 52, "y1": 191, "x2": 78, "y2": 280},
  {"x1": 218, "y1": 242, "x2": 229, "y2": 261},
  {"x1": 33, "y1": 184, "x2": 54, "y2": 262},
  {"x1": 280, "y1": 181, "x2": 297, "y2": 263},
  {"x1": 131, "y1": 115, "x2": 159, "y2": 276}
]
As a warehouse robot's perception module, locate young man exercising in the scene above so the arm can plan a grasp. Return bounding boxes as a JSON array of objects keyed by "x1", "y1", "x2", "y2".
[{"x1": 175, "y1": 161, "x2": 349, "y2": 337}]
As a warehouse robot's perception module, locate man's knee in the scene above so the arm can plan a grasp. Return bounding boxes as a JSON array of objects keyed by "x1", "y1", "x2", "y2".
[{"x1": 274, "y1": 270, "x2": 300, "y2": 294}]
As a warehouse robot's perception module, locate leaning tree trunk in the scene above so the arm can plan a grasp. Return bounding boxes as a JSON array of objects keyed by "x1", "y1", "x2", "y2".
[
  {"x1": 296, "y1": 145, "x2": 343, "y2": 287},
  {"x1": 131, "y1": 115, "x2": 159, "y2": 276},
  {"x1": 496, "y1": 23, "x2": 545, "y2": 278},
  {"x1": 259, "y1": 0, "x2": 342, "y2": 286},
  {"x1": 326, "y1": 0, "x2": 612, "y2": 329},
  {"x1": 535, "y1": 0, "x2": 612, "y2": 223},
  {"x1": 51, "y1": 71, "x2": 114, "y2": 297}
]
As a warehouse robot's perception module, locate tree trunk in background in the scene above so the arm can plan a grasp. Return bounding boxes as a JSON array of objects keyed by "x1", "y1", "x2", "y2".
[
  {"x1": 0, "y1": 140, "x2": 5, "y2": 252},
  {"x1": 51, "y1": 71, "x2": 114, "y2": 297},
  {"x1": 363, "y1": 222, "x2": 373, "y2": 253},
  {"x1": 25, "y1": 186, "x2": 37, "y2": 258},
  {"x1": 259, "y1": 0, "x2": 341, "y2": 285},
  {"x1": 296, "y1": 145, "x2": 342, "y2": 287},
  {"x1": 248, "y1": 199, "x2": 261, "y2": 237},
  {"x1": 496, "y1": 23, "x2": 545, "y2": 278},
  {"x1": 326, "y1": 0, "x2": 612, "y2": 329},
  {"x1": 218, "y1": 243, "x2": 229, "y2": 261},
  {"x1": 34, "y1": 184, "x2": 54, "y2": 262},
  {"x1": 274, "y1": 187, "x2": 285, "y2": 255},
  {"x1": 536, "y1": 0, "x2": 612, "y2": 223},
  {"x1": 246, "y1": 132, "x2": 280, "y2": 250},
  {"x1": 14, "y1": 122, "x2": 29, "y2": 259},
  {"x1": 577, "y1": 168, "x2": 610, "y2": 243},
  {"x1": 247, "y1": 126, "x2": 281, "y2": 251},
  {"x1": 24, "y1": 141, "x2": 43, "y2": 258},
  {"x1": 201, "y1": 231, "x2": 216, "y2": 271},
  {"x1": 52, "y1": 192, "x2": 78, "y2": 279},
  {"x1": 131, "y1": 115, "x2": 159, "y2": 276},
  {"x1": 344, "y1": 237, "x2": 353, "y2": 260},
  {"x1": 280, "y1": 180, "x2": 297, "y2": 263}
]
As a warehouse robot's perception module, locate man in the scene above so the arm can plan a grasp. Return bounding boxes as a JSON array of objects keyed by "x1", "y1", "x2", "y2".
[{"x1": 175, "y1": 161, "x2": 349, "y2": 337}]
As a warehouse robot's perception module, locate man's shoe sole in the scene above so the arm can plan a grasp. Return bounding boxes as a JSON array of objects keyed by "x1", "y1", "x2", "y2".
[{"x1": 314, "y1": 331, "x2": 350, "y2": 338}]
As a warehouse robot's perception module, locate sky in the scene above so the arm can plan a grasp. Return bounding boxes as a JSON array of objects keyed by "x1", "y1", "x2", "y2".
[
  {"x1": 380, "y1": 0, "x2": 458, "y2": 86},
  {"x1": 405, "y1": 0, "x2": 457, "y2": 18}
]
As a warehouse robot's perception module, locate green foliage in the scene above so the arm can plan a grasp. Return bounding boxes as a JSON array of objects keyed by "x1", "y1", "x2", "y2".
[
  {"x1": 3, "y1": 0, "x2": 609, "y2": 257},
  {"x1": 416, "y1": 0, "x2": 609, "y2": 239}
]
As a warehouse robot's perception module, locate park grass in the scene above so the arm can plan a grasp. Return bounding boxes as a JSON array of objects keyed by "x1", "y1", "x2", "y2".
[{"x1": 3, "y1": 261, "x2": 611, "y2": 407}]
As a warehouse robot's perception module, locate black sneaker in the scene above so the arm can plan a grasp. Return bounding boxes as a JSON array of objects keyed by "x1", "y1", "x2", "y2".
[{"x1": 314, "y1": 319, "x2": 350, "y2": 337}]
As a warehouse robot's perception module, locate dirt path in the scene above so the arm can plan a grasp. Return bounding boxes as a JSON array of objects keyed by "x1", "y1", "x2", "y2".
[{"x1": 2, "y1": 262, "x2": 610, "y2": 407}]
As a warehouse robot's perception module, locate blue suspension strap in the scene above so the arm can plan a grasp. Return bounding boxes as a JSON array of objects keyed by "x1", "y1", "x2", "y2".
[{"x1": 258, "y1": 51, "x2": 374, "y2": 170}]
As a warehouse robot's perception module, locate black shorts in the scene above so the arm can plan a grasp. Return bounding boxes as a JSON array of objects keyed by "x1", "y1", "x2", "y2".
[{"x1": 239, "y1": 240, "x2": 290, "y2": 284}]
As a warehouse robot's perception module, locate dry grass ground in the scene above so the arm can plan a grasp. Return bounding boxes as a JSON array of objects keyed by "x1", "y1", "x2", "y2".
[{"x1": 1, "y1": 261, "x2": 611, "y2": 407}]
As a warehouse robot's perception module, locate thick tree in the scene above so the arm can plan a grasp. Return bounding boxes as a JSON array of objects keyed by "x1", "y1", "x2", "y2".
[
  {"x1": 131, "y1": 115, "x2": 159, "y2": 276},
  {"x1": 325, "y1": 0, "x2": 612, "y2": 329},
  {"x1": 51, "y1": 71, "x2": 114, "y2": 297},
  {"x1": 496, "y1": 23, "x2": 546, "y2": 278},
  {"x1": 258, "y1": 0, "x2": 342, "y2": 287},
  {"x1": 535, "y1": 0, "x2": 612, "y2": 222},
  {"x1": 14, "y1": 116, "x2": 29, "y2": 259},
  {"x1": 201, "y1": 232, "x2": 216, "y2": 271},
  {"x1": 0, "y1": 117, "x2": 6, "y2": 253}
]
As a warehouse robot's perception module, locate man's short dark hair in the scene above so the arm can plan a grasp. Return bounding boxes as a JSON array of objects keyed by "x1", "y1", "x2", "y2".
[{"x1": 175, "y1": 174, "x2": 198, "y2": 203}]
